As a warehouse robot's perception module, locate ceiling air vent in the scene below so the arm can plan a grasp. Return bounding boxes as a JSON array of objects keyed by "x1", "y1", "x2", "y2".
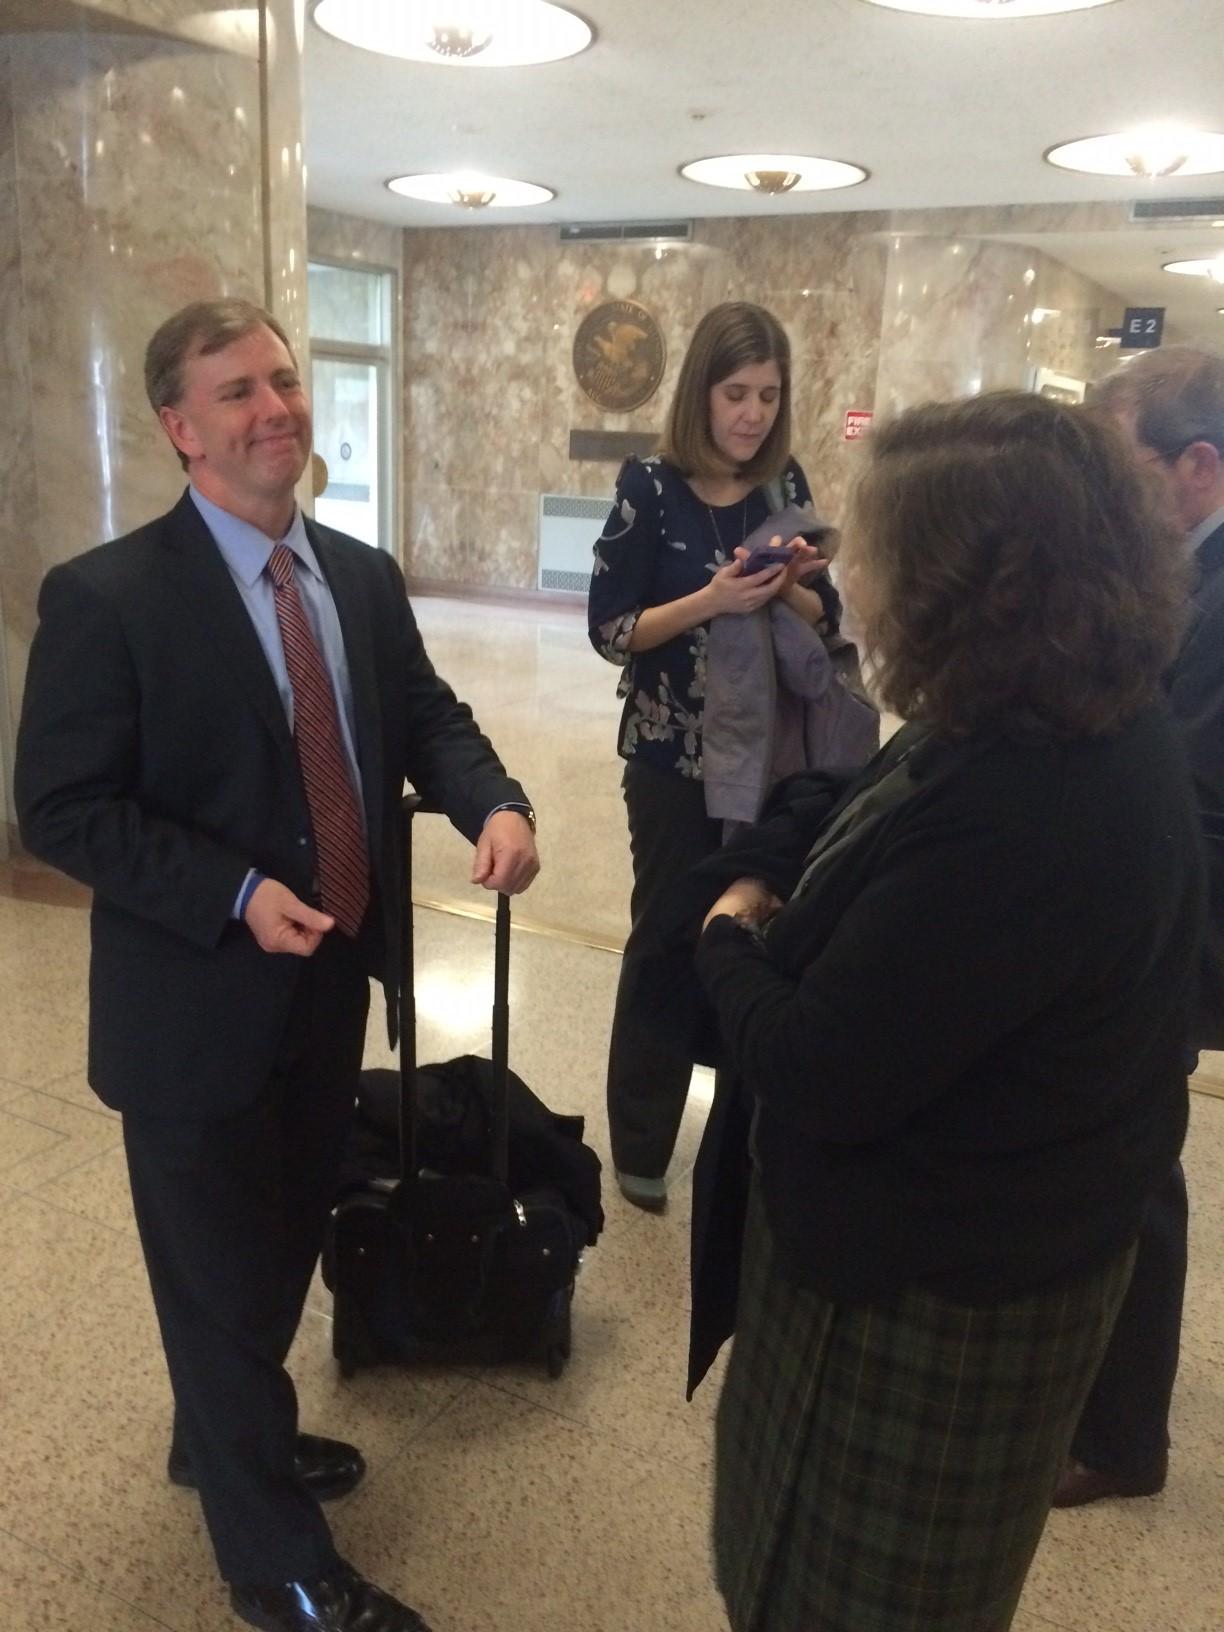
[
  {"x1": 559, "y1": 220, "x2": 692, "y2": 243},
  {"x1": 1129, "y1": 197, "x2": 1224, "y2": 222}
]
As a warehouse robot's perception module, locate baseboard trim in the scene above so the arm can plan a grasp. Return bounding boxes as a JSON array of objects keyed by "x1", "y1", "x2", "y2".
[
  {"x1": 413, "y1": 893, "x2": 624, "y2": 955},
  {"x1": 404, "y1": 576, "x2": 585, "y2": 610}
]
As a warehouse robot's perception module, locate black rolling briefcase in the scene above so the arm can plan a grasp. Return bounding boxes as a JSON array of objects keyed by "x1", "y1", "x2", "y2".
[{"x1": 325, "y1": 798, "x2": 599, "y2": 1380}]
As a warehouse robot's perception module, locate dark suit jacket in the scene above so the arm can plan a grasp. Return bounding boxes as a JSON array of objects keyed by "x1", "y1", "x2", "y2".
[
  {"x1": 1167, "y1": 518, "x2": 1224, "y2": 1048},
  {"x1": 15, "y1": 491, "x2": 526, "y2": 1118}
]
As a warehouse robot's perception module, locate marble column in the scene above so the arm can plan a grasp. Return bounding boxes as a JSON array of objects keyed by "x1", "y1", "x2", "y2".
[
  {"x1": 0, "y1": 0, "x2": 309, "y2": 850},
  {"x1": 872, "y1": 233, "x2": 1113, "y2": 420}
]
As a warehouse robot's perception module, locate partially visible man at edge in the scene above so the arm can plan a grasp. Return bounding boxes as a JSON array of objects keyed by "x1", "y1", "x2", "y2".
[
  {"x1": 15, "y1": 299, "x2": 539, "y2": 1632},
  {"x1": 1057, "y1": 345, "x2": 1224, "y2": 1506}
]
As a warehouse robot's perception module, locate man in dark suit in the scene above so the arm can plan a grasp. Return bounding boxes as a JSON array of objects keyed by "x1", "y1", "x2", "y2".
[
  {"x1": 1055, "y1": 345, "x2": 1224, "y2": 1507},
  {"x1": 15, "y1": 299, "x2": 539, "y2": 1632}
]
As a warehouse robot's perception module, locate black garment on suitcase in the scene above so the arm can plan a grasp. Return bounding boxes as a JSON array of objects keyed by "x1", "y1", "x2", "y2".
[
  {"x1": 325, "y1": 800, "x2": 601, "y2": 1378},
  {"x1": 338, "y1": 1060, "x2": 604, "y2": 1248}
]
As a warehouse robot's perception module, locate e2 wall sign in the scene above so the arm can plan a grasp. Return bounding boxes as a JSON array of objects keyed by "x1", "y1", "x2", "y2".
[{"x1": 1121, "y1": 308, "x2": 1165, "y2": 349}]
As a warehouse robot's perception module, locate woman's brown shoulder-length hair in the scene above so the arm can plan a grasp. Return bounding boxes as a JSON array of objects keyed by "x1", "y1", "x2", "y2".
[
  {"x1": 658, "y1": 301, "x2": 793, "y2": 485},
  {"x1": 842, "y1": 391, "x2": 1186, "y2": 739}
]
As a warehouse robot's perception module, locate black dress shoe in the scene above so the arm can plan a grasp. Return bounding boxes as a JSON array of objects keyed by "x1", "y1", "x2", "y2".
[
  {"x1": 168, "y1": 1433, "x2": 366, "y2": 1501},
  {"x1": 1051, "y1": 1453, "x2": 1168, "y2": 1508},
  {"x1": 230, "y1": 1561, "x2": 432, "y2": 1632}
]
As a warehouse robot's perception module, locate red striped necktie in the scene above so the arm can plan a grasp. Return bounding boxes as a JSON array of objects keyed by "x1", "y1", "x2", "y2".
[{"x1": 267, "y1": 542, "x2": 370, "y2": 938}]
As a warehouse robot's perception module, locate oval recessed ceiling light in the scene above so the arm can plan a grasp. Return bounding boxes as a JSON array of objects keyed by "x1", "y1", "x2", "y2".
[
  {"x1": 858, "y1": 0, "x2": 1117, "y2": 15},
  {"x1": 1045, "y1": 126, "x2": 1224, "y2": 179},
  {"x1": 387, "y1": 172, "x2": 555, "y2": 208},
  {"x1": 1163, "y1": 257, "x2": 1224, "y2": 284},
  {"x1": 681, "y1": 153, "x2": 867, "y2": 194},
  {"x1": 312, "y1": 0, "x2": 592, "y2": 67}
]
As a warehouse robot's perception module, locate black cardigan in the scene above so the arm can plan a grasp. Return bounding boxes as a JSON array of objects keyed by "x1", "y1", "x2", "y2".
[{"x1": 690, "y1": 706, "x2": 1201, "y2": 1379}]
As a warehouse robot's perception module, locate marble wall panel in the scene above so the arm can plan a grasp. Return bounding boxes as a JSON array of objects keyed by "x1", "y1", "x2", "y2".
[
  {"x1": 262, "y1": 0, "x2": 308, "y2": 365},
  {"x1": 874, "y1": 233, "x2": 1122, "y2": 420},
  {"x1": 886, "y1": 203, "x2": 1135, "y2": 237},
  {"x1": 536, "y1": 236, "x2": 713, "y2": 506},
  {"x1": 8, "y1": 31, "x2": 264, "y2": 570},
  {"x1": 874, "y1": 236, "x2": 1035, "y2": 417},
  {"x1": 0, "y1": 9, "x2": 303, "y2": 825},
  {"x1": 402, "y1": 226, "x2": 553, "y2": 585},
  {"x1": 401, "y1": 211, "x2": 892, "y2": 588},
  {"x1": 406, "y1": 483, "x2": 458, "y2": 582},
  {"x1": 308, "y1": 205, "x2": 403, "y2": 273},
  {"x1": 1026, "y1": 249, "x2": 1119, "y2": 386},
  {"x1": 12, "y1": 29, "x2": 257, "y2": 187},
  {"x1": 66, "y1": 0, "x2": 261, "y2": 51}
]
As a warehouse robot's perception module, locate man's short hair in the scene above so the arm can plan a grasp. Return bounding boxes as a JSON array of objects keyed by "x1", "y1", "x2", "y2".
[
  {"x1": 1089, "y1": 346, "x2": 1224, "y2": 458},
  {"x1": 145, "y1": 299, "x2": 296, "y2": 471}
]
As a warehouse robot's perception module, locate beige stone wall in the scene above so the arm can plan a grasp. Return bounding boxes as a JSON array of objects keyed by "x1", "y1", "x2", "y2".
[
  {"x1": 400, "y1": 213, "x2": 889, "y2": 591},
  {"x1": 874, "y1": 234, "x2": 1119, "y2": 418}
]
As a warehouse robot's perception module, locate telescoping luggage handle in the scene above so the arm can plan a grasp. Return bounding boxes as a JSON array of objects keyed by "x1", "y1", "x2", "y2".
[{"x1": 399, "y1": 794, "x2": 512, "y2": 1188}]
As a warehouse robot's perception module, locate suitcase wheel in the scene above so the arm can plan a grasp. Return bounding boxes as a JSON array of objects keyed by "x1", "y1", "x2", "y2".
[{"x1": 546, "y1": 1343, "x2": 567, "y2": 1380}]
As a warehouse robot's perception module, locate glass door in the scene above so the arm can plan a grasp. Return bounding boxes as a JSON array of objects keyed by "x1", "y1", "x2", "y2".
[
  {"x1": 307, "y1": 260, "x2": 395, "y2": 551},
  {"x1": 311, "y1": 357, "x2": 384, "y2": 548}
]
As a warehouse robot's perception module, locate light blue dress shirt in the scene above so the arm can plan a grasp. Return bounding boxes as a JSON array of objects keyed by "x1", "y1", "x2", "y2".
[
  {"x1": 190, "y1": 488, "x2": 532, "y2": 920},
  {"x1": 190, "y1": 488, "x2": 366, "y2": 913}
]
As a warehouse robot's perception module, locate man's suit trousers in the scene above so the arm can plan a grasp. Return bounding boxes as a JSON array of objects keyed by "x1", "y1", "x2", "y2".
[{"x1": 122, "y1": 933, "x2": 370, "y2": 1584}]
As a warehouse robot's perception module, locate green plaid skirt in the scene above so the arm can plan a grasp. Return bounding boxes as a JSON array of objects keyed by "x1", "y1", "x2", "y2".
[{"x1": 714, "y1": 1187, "x2": 1136, "y2": 1632}]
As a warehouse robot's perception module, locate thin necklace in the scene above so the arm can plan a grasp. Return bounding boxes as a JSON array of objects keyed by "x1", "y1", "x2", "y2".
[{"x1": 706, "y1": 497, "x2": 748, "y2": 558}]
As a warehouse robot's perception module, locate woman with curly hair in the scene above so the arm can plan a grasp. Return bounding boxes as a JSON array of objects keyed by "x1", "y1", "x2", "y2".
[{"x1": 688, "y1": 391, "x2": 1202, "y2": 1632}]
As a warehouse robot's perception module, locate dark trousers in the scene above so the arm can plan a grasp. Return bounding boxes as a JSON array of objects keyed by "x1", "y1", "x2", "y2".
[
  {"x1": 607, "y1": 757, "x2": 723, "y2": 1178},
  {"x1": 1070, "y1": 1159, "x2": 1188, "y2": 1477},
  {"x1": 123, "y1": 934, "x2": 370, "y2": 1585}
]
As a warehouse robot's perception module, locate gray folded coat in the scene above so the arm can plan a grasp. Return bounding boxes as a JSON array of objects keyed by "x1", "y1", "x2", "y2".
[{"x1": 703, "y1": 600, "x2": 879, "y2": 836}]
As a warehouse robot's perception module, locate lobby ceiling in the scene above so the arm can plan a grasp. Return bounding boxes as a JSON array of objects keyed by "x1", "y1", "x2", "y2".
[{"x1": 303, "y1": 0, "x2": 1224, "y2": 343}]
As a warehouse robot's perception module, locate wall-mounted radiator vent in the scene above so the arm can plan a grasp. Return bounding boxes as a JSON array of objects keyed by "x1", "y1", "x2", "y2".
[
  {"x1": 558, "y1": 220, "x2": 692, "y2": 244},
  {"x1": 1129, "y1": 197, "x2": 1224, "y2": 222},
  {"x1": 538, "y1": 494, "x2": 612, "y2": 593}
]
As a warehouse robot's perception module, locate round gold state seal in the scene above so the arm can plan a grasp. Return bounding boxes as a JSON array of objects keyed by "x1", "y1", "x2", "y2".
[{"x1": 572, "y1": 299, "x2": 666, "y2": 412}]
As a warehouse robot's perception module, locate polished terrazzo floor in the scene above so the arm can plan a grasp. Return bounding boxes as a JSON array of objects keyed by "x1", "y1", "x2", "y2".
[{"x1": 1, "y1": 593, "x2": 1222, "y2": 1632}]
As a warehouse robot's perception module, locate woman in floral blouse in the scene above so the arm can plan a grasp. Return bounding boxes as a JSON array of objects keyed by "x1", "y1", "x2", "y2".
[{"x1": 588, "y1": 301, "x2": 839, "y2": 1211}]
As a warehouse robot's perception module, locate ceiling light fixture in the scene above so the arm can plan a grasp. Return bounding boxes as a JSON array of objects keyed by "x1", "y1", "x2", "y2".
[
  {"x1": 681, "y1": 153, "x2": 867, "y2": 194},
  {"x1": 1162, "y1": 257, "x2": 1224, "y2": 284},
  {"x1": 426, "y1": 18, "x2": 493, "y2": 59},
  {"x1": 1045, "y1": 127, "x2": 1224, "y2": 180},
  {"x1": 858, "y1": 0, "x2": 1118, "y2": 15},
  {"x1": 312, "y1": 0, "x2": 592, "y2": 67},
  {"x1": 387, "y1": 171, "x2": 555, "y2": 208},
  {"x1": 745, "y1": 170, "x2": 802, "y2": 195}
]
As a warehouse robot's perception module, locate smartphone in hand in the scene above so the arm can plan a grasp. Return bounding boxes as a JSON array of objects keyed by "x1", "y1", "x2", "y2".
[
  {"x1": 740, "y1": 503, "x2": 829, "y2": 576},
  {"x1": 742, "y1": 543, "x2": 795, "y2": 576}
]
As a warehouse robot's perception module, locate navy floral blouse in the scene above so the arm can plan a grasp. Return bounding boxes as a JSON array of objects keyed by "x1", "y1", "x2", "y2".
[{"x1": 588, "y1": 455, "x2": 840, "y2": 779}]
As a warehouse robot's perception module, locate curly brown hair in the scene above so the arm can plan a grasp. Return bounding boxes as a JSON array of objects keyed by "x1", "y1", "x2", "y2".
[{"x1": 841, "y1": 391, "x2": 1186, "y2": 738}]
